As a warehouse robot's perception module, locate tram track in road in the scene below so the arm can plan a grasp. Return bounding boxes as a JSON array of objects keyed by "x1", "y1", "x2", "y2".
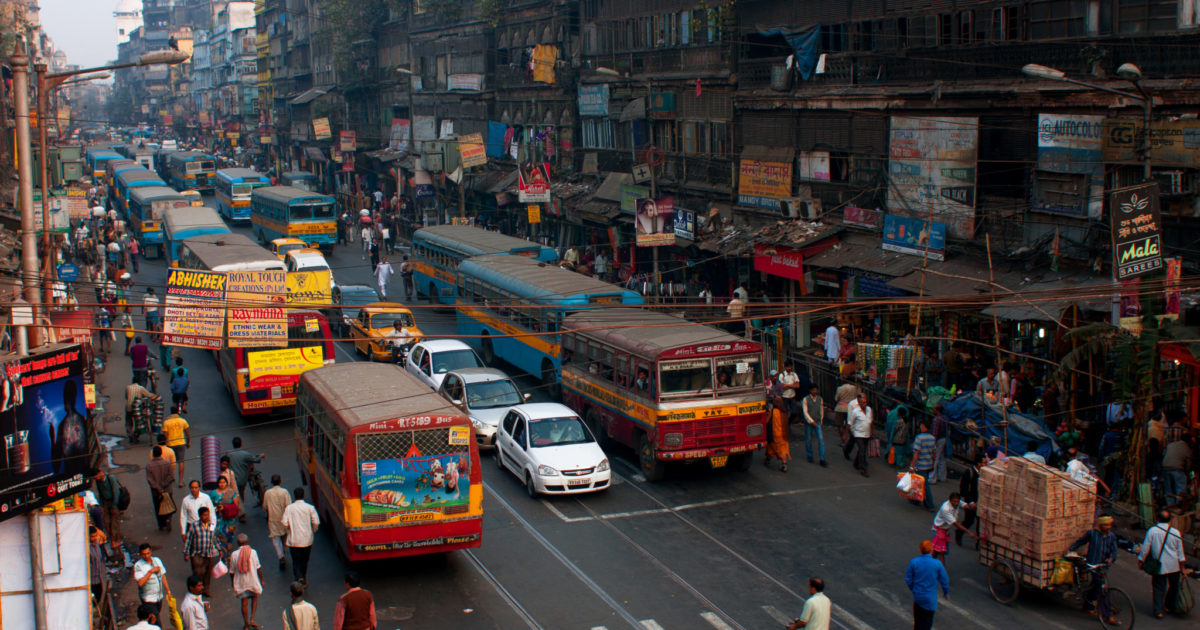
[{"x1": 461, "y1": 547, "x2": 543, "y2": 630}]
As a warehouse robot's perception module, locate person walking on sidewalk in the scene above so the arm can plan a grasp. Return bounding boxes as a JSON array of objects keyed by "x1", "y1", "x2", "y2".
[
  {"x1": 130, "y1": 336, "x2": 150, "y2": 386},
  {"x1": 333, "y1": 571, "x2": 377, "y2": 630},
  {"x1": 230, "y1": 534, "x2": 264, "y2": 629},
  {"x1": 1138, "y1": 509, "x2": 1186, "y2": 619},
  {"x1": 146, "y1": 447, "x2": 176, "y2": 531},
  {"x1": 833, "y1": 381, "x2": 858, "y2": 446},
  {"x1": 143, "y1": 288, "x2": 161, "y2": 333},
  {"x1": 180, "y1": 480, "x2": 215, "y2": 540},
  {"x1": 224, "y1": 437, "x2": 264, "y2": 506},
  {"x1": 170, "y1": 359, "x2": 190, "y2": 414},
  {"x1": 263, "y1": 475, "x2": 290, "y2": 571},
  {"x1": 163, "y1": 407, "x2": 191, "y2": 484},
  {"x1": 281, "y1": 487, "x2": 320, "y2": 584},
  {"x1": 134, "y1": 543, "x2": 171, "y2": 618},
  {"x1": 909, "y1": 421, "x2": 937, "y2": 510},
  {"x1": 844, "y1": 394, "x2": 873, "y2": 476},
  {"x1": 179, "y1": 576, "x2": 209, "y2": 630},
  {"x1": 906, "y1": 540, "x2": 949, "y2": 630},
  {"x1": 283, "y1": 581, "x2": 320, "y2": 630},
  {"x1": 801, "y1": 385, "x2": 828, "y2": 466},
  {"x1": 128, "y1": 602, "x2": 161, "y2": 630},
  {"x1": 183, "y1": 506, "x2": 220, "y2": 597},
  {"x1": 763, "y1": 396, "x2": 791, "y2": 473},
  {"x1": 92, "y1": 467, "x2": 124, "y2": 547}
]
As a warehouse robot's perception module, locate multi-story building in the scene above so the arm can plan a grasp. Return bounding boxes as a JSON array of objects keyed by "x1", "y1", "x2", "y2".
[{"x1": 114, "y1": 0, "x2": 143, "y2": 49}]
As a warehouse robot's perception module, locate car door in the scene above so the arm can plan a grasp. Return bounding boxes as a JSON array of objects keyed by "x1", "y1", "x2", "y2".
[
  {"x1": 497, "y1": 410, "x2": 518, "y2": 473},
  {"x1": 350, "y1": 311, "x2": 369, "y2": 354},
  {"x1": 509, "y1": 415, "x2": 530, "y2": 477},
  {"x1": 405, "y1": 345, "x2": 425, "y2": 382}
]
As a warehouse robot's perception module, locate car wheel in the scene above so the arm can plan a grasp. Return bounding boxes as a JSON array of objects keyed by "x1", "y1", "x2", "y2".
[
  {"x1": 495, "y1": 446, "x2": 505, "y2": 470},
  {"x1": 525, "y1": 472, "x2": 538, "y2": 498},
  {"x1": 481, "y1": 335, "x2": 495, "y2": 364}
]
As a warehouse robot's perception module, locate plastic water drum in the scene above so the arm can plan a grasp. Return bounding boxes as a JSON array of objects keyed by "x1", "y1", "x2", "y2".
[{"x1": 201, "y1": 436, "x2": 220, "y2": 489}]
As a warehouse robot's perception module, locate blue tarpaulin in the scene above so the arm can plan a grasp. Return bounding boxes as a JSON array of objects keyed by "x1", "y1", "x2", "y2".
[
  {"x1": 486, "y1": 121, "x2": 507, "y2": 158},
  {"x1": 756, "y1": 26, "x2": 821, "y2": 80},
  {"x1": 941, "y1": 393, "x2": 1059, "y2": 460}
]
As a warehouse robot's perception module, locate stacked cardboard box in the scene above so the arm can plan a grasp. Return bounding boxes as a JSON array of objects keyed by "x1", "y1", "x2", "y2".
[{"x1": 977, "y1": 457, "x2": 1097, "y2": 564}]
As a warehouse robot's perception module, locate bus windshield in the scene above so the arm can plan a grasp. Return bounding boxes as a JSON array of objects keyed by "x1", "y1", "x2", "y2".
[
  {"x1": 312, "y1": 203, "x2": 335, "y2": 219},
  {"x1": 716, "y1": 354, "x2": 762, "y2": 389},
  {"x1": 432, "y1": 350, "x2": 482, "y2": 374},
  {"x1": 529, "y1": 417, "x2": 593, "y2": 447},
  {"x1": 466, "y1": 379, "x2": 522, "y2": 409},
  {"x1": 660, "y1": 359, "x2": 712, "y2": 394}
]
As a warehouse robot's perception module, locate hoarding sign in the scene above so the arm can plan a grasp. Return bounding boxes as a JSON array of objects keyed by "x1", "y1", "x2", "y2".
[
  {"x1": 163, "y1": 269, "x2": 227, "y2": 349},
  {"x1": 635, "y1": 197, "x2": 675, "y2": 246},
  {"x1": 1033, "y1": 113, "x2": 1105, "y2": 218},
  {"x1": 887, "y1": 116, "x2": 978, "y2": 239},
  {"x1": 339, "y1": 130, "x2": 357, "y2": 153},
  {"x1": 578, "y1": 84, "x2": 610, "y2": 116},
  {"x1": 620, "y1": 184, "x2": 650, "y2": 213},
  {"x1": 1103, "y1": 119, "x2": 1200, "y2": 166},
  {"x1": 458, "y1": 133, "x2": 487, "y2": 168},
  {"x1": 753, "y1": 244, "x2": 804, "y2": 281},
  {"x1": 226, "y1": 270, "x2": 287, "y2": 348},
  {"x1": 843, "y1": 205, "x2": 879, "y2": 229},
  {"x1": 447, "y1": 73, "x2": 484, "y2": 91},
  {"x1": 358, "y1": 452, "x2": 471, "y2": 525},
  {"x1": 674, "y1": 208, "x2": 695, "y2": 240},
  {"x1": 312, "y1": 117, "x2": 331, "y2": 141},
  {"x1": 881, "y1": 214, "x2": 947, "y2": 261},
  {"x1": 737, "y1": 159, "x2": 792, "y2": 210},
  {"x1": 517, "y1": 162, "x2": 551, "y2": 203},
  {"x1": 0, "y1": 345, "x2": 92, "y2": 521},
  {"x1": 1110, "y1": 182, "x2": 1163, "y2": 280},
  {"x1": 387, "y1": 118, "x2": 410, "y2": 153},
  {"x1": 246, "y1": 346, "x2": 325, "y2": 389}
]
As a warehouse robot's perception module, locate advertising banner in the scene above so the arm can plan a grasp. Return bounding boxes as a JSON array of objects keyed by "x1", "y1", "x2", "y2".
[
  {"x1": 285, "y1": 271, "x2": 333, "y2": 306},
  {"x1": 339, "y1": 130, "x2": 357, "y2": 153},
  {"x1": 674, "y1": 208, "x2": 695, "y2": 240},
  {"x1": 246, "y1": 346, "x2": 325, "y2": 390},
  {"x1": 1033, "y1": 114, "x2": 1105, "y2": 218},
  {"x1": 737, "y1": 159, "x2": 792, "y2": 210},
  {"x1": 1110, "y1": 182, "x2": 1163, "y2": 280},
  {"x1": 843, "y1": 205, "x2": 880, "y2": 229},
  {"x1": 312, "y1": 117, "x2": 331, "y2": 141},
  {"x1": 359, "y1": 451, "x2": 471, "y2": 525},
  {"x1": 635, "y1": 197, "x2": 675, "y2": 246},
  {"x1": 226, "y1": 270, "x2": 287, "y2": 348},
  {"x1": 753, "y1": 244, "x2": 804, "y2": 281},
  {"x1": 578, "y1": 84, "x2": 610, "y2": 116},
  {"x1": 518, "y1": 162, "x2": 551, "y2": 203},
  {"x1": 887, "y1": 116, "x2": 978, "y2": 239},
  {"x1": 163, "y1": 269, "x2": 227, "y2": 349},
  {"x1": 620, "y1": 184, "x2": 650, "y2": 213},
  {"x1": 458, "y1": 133, "x2": 487, "y2": 168},
  {"x1": 1164, "y1": 257, "x2": 1182, "y2": 320},
  {"x1": 387, "y1": 118, "x2": 410, "y2": 153},
  {"x1": 1103, "y1": 119, "x2": 1200, "y2": 166},
  {"x1": 881, "y1": 214, "x2": 947, "y2": 261},
  {"x1": 447, "y1": 73, "x2": 484, "y2": 91},
  {"x1": 0, "y1": 345, "x2": 92, "y2": 521}
]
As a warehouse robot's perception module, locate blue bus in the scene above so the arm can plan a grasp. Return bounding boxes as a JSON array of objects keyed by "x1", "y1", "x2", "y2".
[
  {"x1": 162, "y1": 205, "x2": 231, "y2": 265},
  {"x1": 104, "y1": 158, "x2": 140, "y2": 193},
  {"x1": 411, "y1": 225, "x2": 558, "y2": 305},
  {"x1": 86, "y1": 149, "x2": 123, "y2": 180},
  {"x1": 455, "y1": 254, "x2": 643, "y2": 387},
  {"x1": 215, "y1": 168, "x2": 272, "y2": 223},
  {"x1": 250, "y1": 186, "x2": 337, "y2": 251},
  {"x1": 128, "y1": 186, "x2": 191, "y2": 258},
  {"x1": 166, "y1": 151, "x2": 217, "y2": 194},
  {"x1": 114, "y1": 168, "x2": 167, "y2": 213}
]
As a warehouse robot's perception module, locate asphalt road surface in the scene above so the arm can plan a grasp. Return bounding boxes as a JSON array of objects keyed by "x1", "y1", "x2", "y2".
[{"x1": 98, "y1": 210, "x2": 1192, "y2": 630}]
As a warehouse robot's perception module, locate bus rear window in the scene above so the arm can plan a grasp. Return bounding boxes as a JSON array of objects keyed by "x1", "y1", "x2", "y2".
[
  {"x1": 232, "y1": 184, "x2": 261, "y2": 196},
  {"x1": 660, "y1": 359, "x2": 712, "y2": 394}
]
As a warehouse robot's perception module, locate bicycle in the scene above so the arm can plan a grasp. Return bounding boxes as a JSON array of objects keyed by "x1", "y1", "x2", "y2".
[
  {"x1": 246, "y1": 464, "x2": 265, "y2": 507},
  {"x1": 983, "y1": 544, "x2": 1135, "y2": 629}
]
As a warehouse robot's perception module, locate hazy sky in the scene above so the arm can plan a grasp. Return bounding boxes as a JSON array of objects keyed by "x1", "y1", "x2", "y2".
[{"x1": 39, "y1": 0, "x2": 121, "y2": 67}]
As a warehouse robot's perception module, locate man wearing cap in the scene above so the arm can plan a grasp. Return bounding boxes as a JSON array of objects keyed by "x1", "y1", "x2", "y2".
[{"x1": 1068, "y1": 515, "x2": 1119, "y2": 624}]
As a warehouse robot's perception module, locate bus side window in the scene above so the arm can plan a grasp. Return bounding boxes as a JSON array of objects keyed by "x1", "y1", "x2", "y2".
[
  {"x1": 636, "y1": 362, "x2": 653, "y2": 396},
  {"x1": 616, "y1": 354, "x2": 630, "y2": 387}
]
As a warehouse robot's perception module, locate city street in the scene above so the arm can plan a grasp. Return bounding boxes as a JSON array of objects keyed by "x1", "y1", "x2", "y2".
[{"x1": 96, "y1": 221, "x2": 1191, "y2": 630}]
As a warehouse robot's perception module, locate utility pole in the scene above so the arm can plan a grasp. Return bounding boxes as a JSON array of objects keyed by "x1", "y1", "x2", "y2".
[
  {"x1": 36, "y1": 61, "x2": 56, "y2": 313},
  {"x1": 11, "y1": 50, "x2": 43, "y2": 348}
]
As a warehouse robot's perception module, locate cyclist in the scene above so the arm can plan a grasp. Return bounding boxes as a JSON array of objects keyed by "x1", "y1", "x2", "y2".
[
  {"x1": 125, "y1": 381, "x2": 160, "y2": 444},
  {"x1": 1066, "y1": 514, "x2": 1120, "y2": 624}
]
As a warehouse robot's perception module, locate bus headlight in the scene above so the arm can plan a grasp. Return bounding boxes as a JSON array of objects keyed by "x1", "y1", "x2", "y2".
[
  {"x1": 663, "y1": 432, "x2": 683, "y2": 447},
  {"x1": 746, "y1": 423, "x2": 765, "y2": 438},
  {"x1": 537, "y1": 464, "x2": 560, "y2": 476}
]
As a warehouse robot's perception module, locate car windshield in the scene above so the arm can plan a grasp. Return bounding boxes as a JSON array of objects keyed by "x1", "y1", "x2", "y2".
[
  {"x1": 278, "y1": 243, "x2": 303, "y2": 256},
  {"x1": 466, "y1": 379, "x2": 523, "y2": 409},
  {"x1": 432, "y1": 349, "x2": 481, "y2": 374},
  {"x1": 370, "y1": 312, "x2": 414, "y2": 329},
  {"x1": 529, "y1": 417, "x2": 593, "y2": 447},
  {"x1": 340, "y1": 288, "x2": 378, "y2": 305}
]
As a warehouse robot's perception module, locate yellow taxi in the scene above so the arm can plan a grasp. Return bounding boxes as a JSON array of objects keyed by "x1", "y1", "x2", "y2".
[
  {"x1": 349, "y1": 302, "x2": 424, "y2": 361},
  {"x1": 180, "y1": 189, "x2": 204, "y2": 206},
  {"x1": 270, "y1": 237, "x2": 308, "y2": 260}
]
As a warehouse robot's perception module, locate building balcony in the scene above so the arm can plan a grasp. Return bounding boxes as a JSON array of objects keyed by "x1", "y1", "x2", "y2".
[{"x1": 585, "y1": 43, "x2": 731, "y2": 78}]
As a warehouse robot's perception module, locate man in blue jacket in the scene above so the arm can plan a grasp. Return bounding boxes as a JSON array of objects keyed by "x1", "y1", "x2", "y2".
[{"x1": 905, "y1": 540, "x2": 949, "y2": 630}]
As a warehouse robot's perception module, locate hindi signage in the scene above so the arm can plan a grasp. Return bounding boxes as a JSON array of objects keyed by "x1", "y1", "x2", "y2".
[
  {"x1": 339, "y1": 130, "x2": 357, "y2": 153},
  {"x1": 1109, "y1": 182, "x2": 1163, "y2": 280},
  {"x1": 737, "y1": 159, "x2": 793, "y2": 210},
  {"x1": 458, "y1": 133, "x2": 487, "y2": 168},
  {"x1": 518, "y1": 162, "x2": 551, "y2": 203}
]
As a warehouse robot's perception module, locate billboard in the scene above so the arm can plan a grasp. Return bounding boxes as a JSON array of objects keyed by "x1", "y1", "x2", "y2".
[
  {"x1": 1033, "y1": 114, "x2": 1105, "y2": 218},
  {"x1": 359, "y1": 449, "x2": 471, "y2": 525},
  {"x1": 674, "y1": 208, "x2": 695, "y2": 240},
  {"x1": 226, "y1": 270, "x2": 287, "y2": 348},
  {"x1": 517, "y1": 162, "x2": 551, "y2": 203},
  {"x1": 737, "y1": 159, "x2": 792, "y2": 210},
  {"x1": 1103, "y1": 119, "x2": 1200, "y2": 166},
  {"x1": 312, "y1": 117, "x2": 331, "y2": 141},
  {"x1": 1110, "y1": 182, "x2": 1163, "y2": 280},
  {"x1": 163, "y1": 269, "x2": 227, "y2": 349},
  {"x1": 635, "y1": 197, "x2": 675, "y2": 246},
  {"x1": 387, "y1": 118, "x2": 410, "y2": 153},
  {"x1": 458, "y1": 133, "x2": 487, "y2": 168},
  {"x1": 0, "y1": 345, "x2": 93, "y2": 521},
  {"x1": 339, "y1": 130, "x2": 357, "y2": 153},
  {"x1": 887, "y1": 116, "x2": 978, "y2": 239},
  {"x1": 246, "y1": 346, "x2": 325, "y2": 391},
  {"x1": 881, "y1": 214, "x2": 947, "y2": 261}
]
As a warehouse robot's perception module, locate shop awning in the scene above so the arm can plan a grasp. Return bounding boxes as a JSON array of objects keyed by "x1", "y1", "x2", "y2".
[
  {"x1": 572, "y1": 200, "x2": 622, "y2": 224},
  {"x1": 289, "y1": 87, "x2": 331, "y2": 106},
  {"x1": 979, "y1": 276, "x2": 1114, "y2": 322},
  {"x1": 804, "y1": 232, "x2": 924, "y2": 277},
  {"x1": 594, "y1": 172, "x2": 632, "y2": 202},
  {"x1": 303, "y1": 146, "x2": 327, "y2": 162},
  {"x1": 485, "y1": 171, "x2": 518, "y2": 194}
]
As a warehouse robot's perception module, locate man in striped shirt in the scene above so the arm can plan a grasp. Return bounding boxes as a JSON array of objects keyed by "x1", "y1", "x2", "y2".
[
  {"x1": 183, "y1": 507, "x2": 220, "y2": 596},
  {"x1": 910, "y1": 421, "x2": 937, "y2": 510}
]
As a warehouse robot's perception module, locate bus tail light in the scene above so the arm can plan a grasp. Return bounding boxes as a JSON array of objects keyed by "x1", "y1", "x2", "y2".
[
  {"x1": 663, "y1": 432, "x2": 683, "y2": 448},
  {"x1": 746, "y1": 423, "x2": 764, "y2": 438}
]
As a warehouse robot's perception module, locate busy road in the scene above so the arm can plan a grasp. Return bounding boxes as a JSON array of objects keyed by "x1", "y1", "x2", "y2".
[{"x1": 100, "y1": 215, "x2": 1189, "y2": 630}]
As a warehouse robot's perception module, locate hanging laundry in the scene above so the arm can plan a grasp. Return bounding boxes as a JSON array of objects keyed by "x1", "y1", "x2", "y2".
[{"x1": 531, "y1": 44, "x2": 558, "y2": 84}]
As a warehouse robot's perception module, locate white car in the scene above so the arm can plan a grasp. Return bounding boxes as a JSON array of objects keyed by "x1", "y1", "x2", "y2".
[
  {"x1": 405, "y1": 339, "x2": 484, "y2": 390},
  {"x1": 436, "y1": 368, "x2": 530, "y2": 448},
  {"x1": 495, "y1": 403, "x2": 611, "y2": 497}
]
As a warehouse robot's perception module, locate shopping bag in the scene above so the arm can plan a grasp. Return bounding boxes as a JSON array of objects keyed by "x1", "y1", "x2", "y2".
[
  {"x1": 887, "y1": 446, "x2": 895, "y2": 465},
  {"x1": 1050, "y1": 559, "x2": 1075, "y2": 586},
  {"x1": 897, "y1": 471, "x2": 925, "y2": 502},
  {"x1": 157, "y1": 492, "x2": 176, "y2": 516},
  {"x1": 166, "y1": 593, "x2": 183, "y2": 630},
  {"x1": 897, "y1": 472, "x2": 913, "y2": 493},
  {"x1": 211, "y1": 559, "x2": 228, "y2": 579},
  {"x1": 1175, "y1": 576, "x2": 1194, "y2": 614},
  {"x1": 867, "y1": 437, "x2": 881, "y2": 459}
]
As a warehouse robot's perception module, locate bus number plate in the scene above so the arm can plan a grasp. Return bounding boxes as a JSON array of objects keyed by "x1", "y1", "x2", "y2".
[{"x1": 710, "y1": 455, "x2": 728, "y2": 468}]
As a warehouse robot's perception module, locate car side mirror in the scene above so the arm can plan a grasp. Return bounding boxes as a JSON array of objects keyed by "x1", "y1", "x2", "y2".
[
  {"x1": 451, "y1": 399, "x2": 462, "y2": 406},
  {"x1": 523, "y1": 393, "x2": 532, "y2": 401}
]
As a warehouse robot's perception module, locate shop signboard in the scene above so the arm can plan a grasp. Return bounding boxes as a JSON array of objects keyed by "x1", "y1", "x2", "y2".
[
  {"x1": 458, "y1": 133, "x2": 487, "y2": 168},
  {"x1": 753, "y1": 244, "x2": 804, "y2": 281},
  {"x1": 1109, "y1": 182, "x2": 1163, "y2": 280},
  {"x1": 881, "y1": 214, "x2": 947, "y2": 261},
  {"x1": 620, "y1": 184, "x2": 650, "y2": 213},
  {"x1": 887, "y1": 116, "x2": 978, "y2": 239},
  {"x1": 387, "y1": 118, "x2": 410, "y2": 152},
  {"x1": 1103, "y1": 119, "x2": 1200, "y2": 166},
  {"x1": 447, "y1": 73, "x2": 484, "y2": 91},
  {"x1": 339, "y1": 130, "x2": 357, "y2": 153},
  {"x1": 246, "y1": 346, "x2": 325, "y2": 390},
  {"x1": 1033, "y1": 113, "x2": 1105, "y2": 218},
  {"x1": 674, "y1": 208, "x2": 695, "y2": 240},
  {"x1": 312, "y1": 117, "x2": 331, "y2": 141},
  {"x1": 0, "y1": 344, "x2": 93, "y2": 521},
  {"x1": 163, "y1": 268, "x2": 227, "y2": 349},
  {"x1": 635, "y1": 197, "x2": 675, "y2": 246},
  {"x1": 517, "y1": 162, "x2": 551, "y2": 203},
  {"x1": 578, "y1": 85, "x2": 610, "y2": 116},
  {"x1": 737, "y1": 159, "x2": 792, "y2": 210},
  {"x1": 226, "y1": 270, "x2": 287, "y2": 348},
  {"x1": 843, "y1": 205, "x2": 879, "y2": 229}
]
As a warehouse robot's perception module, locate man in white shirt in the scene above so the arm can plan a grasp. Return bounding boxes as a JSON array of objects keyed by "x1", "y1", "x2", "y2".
[
  {"x1": 594, "y1": 250, "x2": 609, "y2": 280},
  {"x1": 845, "y1": 394, "x2": 873, "y2": 476},
  {"x1": 179, "y1": 480, "x2": 215, "y2": 540},
  {"x1": 231, "y1": 534, "x2": 264, "y2": 629},
  {"x1": 281, "y1": 487, "x2": 320, "y2": 584},
  {"x1": 931, "y1": 493, "x2": 975, "y2": 563},
  {"x1": 127, "y1": 603, "x2": 162, "y2": 630},
  {"x1": 283, "y1": 581, "x2": 320, "y2": 630},
  {"x1": 374, "y1": 256, "x2": 394, "y2": 298},
  {"x1": 787, "y1": 578, "x2": 831, "y2": 630},
  {"x1": 179, "y1": 576, "x2": 208, "y2": 630},
  {"x1": 824, "y1": 323, "x2": 841, "y2": 363},
  {"x1": 263, "y1": 475, "x2": 291, "y2": 570},
  {"x1": 143, "y1": 288, "x2": 161, "y2": 332},
  {"x1": 1138, "y1": 509, "x2": 1187, "y2": 618},
  {"x1": 778, "y1": 364, "x2": 801, "y2": 422},
  {"x1": 133, "y1": 543, "x2": 170, "y2": 618},
  {"x1": 733, "y1": 283, "x2": 749, "y2": 301},
  {"x1": 1066, "y1": 451, "x2": 1096, "y2": 484}
]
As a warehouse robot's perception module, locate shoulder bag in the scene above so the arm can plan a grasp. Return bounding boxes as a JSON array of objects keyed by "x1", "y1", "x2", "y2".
[{"x1": 1141, "y1": 525, "x2": 1169, "y2": 575}]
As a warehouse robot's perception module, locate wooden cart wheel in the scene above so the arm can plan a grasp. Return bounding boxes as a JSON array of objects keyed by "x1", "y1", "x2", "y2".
[{"x1": 987, "y1": 559, "x2": 1020, "y2": 604}]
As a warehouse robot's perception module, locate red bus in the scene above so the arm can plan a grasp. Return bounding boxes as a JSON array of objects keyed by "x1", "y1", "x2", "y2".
[
  {"x1": 216, "y1": 309, "x2": 335, "y2": 415},
  {"x1": 295, "y1": 363, "x2": 483, "y2": 561}
]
